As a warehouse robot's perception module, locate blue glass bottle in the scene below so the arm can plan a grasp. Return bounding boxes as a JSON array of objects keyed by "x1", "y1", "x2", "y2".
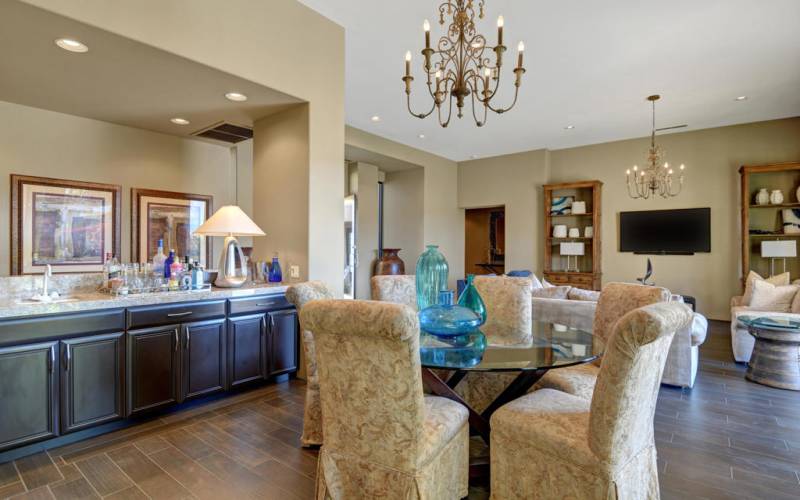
[
  {"x1": 419, "y1": 290, "x2": 481, "y2": 337},
  {"x1": 415, "y1": 245, "x2": 449, "y2": 310},
  {"x1": 163, "y1": 249, "x2": 176, "y2": 278},
  {"x1": 458, "y1": 274, "x2": 487, "y2": 325},
  {"x1": 268, "y1": 253, "x2": 282, "y2": 283}
]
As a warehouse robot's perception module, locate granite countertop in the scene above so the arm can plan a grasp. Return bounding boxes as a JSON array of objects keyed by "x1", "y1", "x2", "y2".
[{"x1": 0, "y1": 283, "x2": 289, "y2": 320}]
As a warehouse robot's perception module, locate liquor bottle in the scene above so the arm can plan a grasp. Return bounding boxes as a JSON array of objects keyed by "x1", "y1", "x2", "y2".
[
  {"x1": 192, "y1": 263, "x2": 204, "y2": 289},
  {"x1": 164, "y1": 249, "x2": 176, "y2": 278},
  {"x1": 268, "y1": 253, "x2": 282, "y2": 283},
  {"x1": 103, "y1": 252, "x2": 113, "y2": 288},
  {"x1": 152, "y1": 239, "x2": 167, "y2": 275}
]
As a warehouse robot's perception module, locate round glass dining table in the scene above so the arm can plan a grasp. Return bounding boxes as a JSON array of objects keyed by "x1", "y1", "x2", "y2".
[{"x1": 419, "y1": 320, "x2": 603, "y2": 446}]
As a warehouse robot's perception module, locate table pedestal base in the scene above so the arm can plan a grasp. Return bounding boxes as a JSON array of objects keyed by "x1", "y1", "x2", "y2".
[{"x1": 746, "y1": 337, "x2": 800, "y2": 391}]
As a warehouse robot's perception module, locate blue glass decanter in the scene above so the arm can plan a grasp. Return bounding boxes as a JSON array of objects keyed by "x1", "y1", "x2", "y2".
[
  {"x1": 419, "y1": 290, "x2": 481, "y2": 338},
  {"x1": 268, "y1": 253, "x2": 282, "y2": 283},
  {"x1": 416, "y1": 245, "x2": 449, "y2": 310},
  {"x1": 457, "y1": 274, "x2": 487, "y2": 325}
]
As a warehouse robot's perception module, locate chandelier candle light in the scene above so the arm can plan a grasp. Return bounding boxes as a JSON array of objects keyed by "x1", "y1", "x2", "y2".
[
  {"x1": 625, "y1": 95, "x2": 686, "y2": 199},
  {"x1": 403, "y1": 0, "x2": 525, "y2": 127}
]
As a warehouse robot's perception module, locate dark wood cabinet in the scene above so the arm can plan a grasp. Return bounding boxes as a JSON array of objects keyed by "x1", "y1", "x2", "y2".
[
  {"x1": 0, "y1": 342, "x2": 59, "y2": 451},
  {"x1": 181, "y1": 319, "x2": 226, "y2": 400},
  {"x1": 267, "y1": 309, "x2": 298, "y2": 377},
  {"x1": 126, "y1": 326, "x2": 181, "y2": 417},
  {"x1": 227, "y1": 314, "x2": 267, "y2": 388},
  {"x1": 60, "y1": 332, "x2": 125, "y2": 433}
]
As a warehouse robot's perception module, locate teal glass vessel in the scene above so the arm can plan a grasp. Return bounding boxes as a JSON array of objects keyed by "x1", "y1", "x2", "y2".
[
  {"x1": 415, "y1": 245, "x2": 449, "y2": 310},
  {"x1": 419, "y1": 290, "x2": 481, "y2": 337},
  {"x1": 420, "y1": 329, "x2": 487, "y2": 368},
  {"x1": 457, "y1": 274, "x2": 487, "y2": 325}
]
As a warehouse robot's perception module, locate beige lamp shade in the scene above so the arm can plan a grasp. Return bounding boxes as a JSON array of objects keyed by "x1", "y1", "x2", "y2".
[{"x1": 193, "y1": 205, "x2": 265, "y2": 237}]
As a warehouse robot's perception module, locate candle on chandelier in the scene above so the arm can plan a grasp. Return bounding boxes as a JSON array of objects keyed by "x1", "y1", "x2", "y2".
[
  {"x1": 405, "y1": 51, "x2": 411, "y2": 77},
  {"x1": 424, "y1": 19, "x2": 431, "y2": 49},
  {"x1": 517, "y1": 41, "x2": 525, "y2": 68},
  {"x1": 483, "y1": 67, "x2": 491, "y2": 88},
  {"x1": 497, "y1": 16, "x2": 504, "y2": 46}
]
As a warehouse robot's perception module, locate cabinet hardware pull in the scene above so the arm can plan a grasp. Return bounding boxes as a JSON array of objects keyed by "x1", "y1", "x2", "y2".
[
  {"x1": 174, "y1": 329, "x2": 179, "y2": 352},
  {"x1": 167, "y1": 311, "x2": 193, "y2": 317},
  {"x1": 261, "y1": 316, "x2": 267, "y2": 336},
  {"x1": 49, "y1": 346, "x2": 55, "y2": 373},
  {"x1": 185, "y1": 327, "x2": 190, "y2": 349},
  {"x1": 255, "y1": 302, "x2": 275, "y2": 307},
  {"x1": 65, "y1": 344, "x2": 71, "y2": 371},
  {"x1": 270, "y1": 315, "x2": 276, "y2": 330}
]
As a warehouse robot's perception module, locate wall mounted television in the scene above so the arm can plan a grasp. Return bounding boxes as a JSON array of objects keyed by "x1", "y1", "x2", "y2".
[{"x1": 619, "y1": 208, "x2": 711, "y2": 255}]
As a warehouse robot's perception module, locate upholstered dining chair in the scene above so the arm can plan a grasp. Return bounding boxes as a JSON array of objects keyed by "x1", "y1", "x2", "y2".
[
  {"x1": 370, "y1": 274, "x2": 417, "y2": 310},
  {"x1": 301, "y1": 299, "x2": 469, "y2": 499},
  {"x1": 285, "y1": 281, "x2": 335, "y2": 447},
  {"x1": 535, "y1": 282, "x2": 671, "y2": 400},
  {"x1": 490, "y1": 301, "x2": 693, "y2": 500}
]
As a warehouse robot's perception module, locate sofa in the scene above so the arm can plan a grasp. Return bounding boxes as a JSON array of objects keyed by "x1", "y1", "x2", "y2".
[
  {"x1": 728, "y1": 295, "x2": 796, "y2": 363},
  {"x1": 533, "y1": 288, "x2": 709, "y2": 388}
]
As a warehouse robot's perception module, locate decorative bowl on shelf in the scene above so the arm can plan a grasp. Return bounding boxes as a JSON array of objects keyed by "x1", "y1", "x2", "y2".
[{"x1": 419, "y1": 290, "x2": 481, "y2": 338}]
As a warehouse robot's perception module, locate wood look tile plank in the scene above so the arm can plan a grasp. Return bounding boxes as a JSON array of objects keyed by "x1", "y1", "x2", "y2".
[
  {"x1": 106, "y1": 446, "x2": 192, "y2": 500},
  {"x1": 49, "y1": 477, "x2": 100, "y2": 500},
  {"x1": 102, "y1": 486, "x2": 148, "y2": 500},
  {"x1": 249, "y1": 459, "x2": 315, "y2": 499},
  {"x1": 9, "y1": 486, "x2": 56, "y2": 500},
  {"x1": 133, "y1": 436, "x2": 169, "y2": 455},
  {"x1": 15, "y1": 453, "x2": 63, "y2": 490},
  {"x1": 251, "y1": 402, "x2": 304, "y2": 434},
  {"x1": 188, "y1": 421, "x2": 269, "y2": 468},
  {"x1": 74, "y1": 454, "x2": 132, "y2": 497},
  {"x1": 148, "y1": 446, "x2": 244, "y2": 500},
  {"x1": 0, "y1": 462, "x2": 19, "y2": 488},
  {"x1": 196, "y1": 453, "x2": 297, "y2": 500},
  {"x1": 49, "y1": 420, "x2": 166, "y2": 463},
  {"x1": 0, "y1": 481, "x2": 26, "y2": 498},
  {"x1": 53, "y1": 465, "x2": 81, "y2": 486},
  {"x1": 160, "y1": 429, "x2": 215, "y2": 461}
]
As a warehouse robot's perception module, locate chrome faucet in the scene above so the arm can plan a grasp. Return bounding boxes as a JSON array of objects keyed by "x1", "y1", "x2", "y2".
[{"x1": 42, "y1": 264, "x2": 52, "y2": 298}]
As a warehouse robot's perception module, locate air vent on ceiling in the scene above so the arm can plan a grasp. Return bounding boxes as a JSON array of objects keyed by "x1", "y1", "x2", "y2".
[{"x1": 193, "y1": 122, "x2": 253, "y2": 143}]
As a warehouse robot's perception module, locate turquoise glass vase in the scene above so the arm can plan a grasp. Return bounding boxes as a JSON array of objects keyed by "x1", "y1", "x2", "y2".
[
  {"x1": 457, "y1": 274, "x2": 487, "y2": 326},
  {"x1": 418, "y1": 290, "x2": 481, "y2": 338},
  {"x1": 415, "y1": 245, "x2": 449, "y2": 310}
]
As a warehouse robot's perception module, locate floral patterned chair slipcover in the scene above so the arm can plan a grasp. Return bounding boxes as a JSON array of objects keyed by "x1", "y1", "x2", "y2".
[
  {"x1": 535, "y1": 282, "x2": 671, "y2": 400},
  {"x1": 285, "y1": 281, "x2": 335, "y2": 447},
  {"x1": 301, "y1": 299, "x2": 469, "y2": 499},
  {"x1": 490, "y1": 301, "x2": 693, "y2": 499},
  {"x1": 370, "y1": 275, "x2": 417, "y2": 310}
]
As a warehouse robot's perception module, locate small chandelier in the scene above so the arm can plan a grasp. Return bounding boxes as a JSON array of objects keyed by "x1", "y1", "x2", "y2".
[
  {"x1": 402, "y1": 0, "x2": 525, "y2": 127},
  {"x1": 625, "y1": 95, "x2": 686, "y2": 199}
]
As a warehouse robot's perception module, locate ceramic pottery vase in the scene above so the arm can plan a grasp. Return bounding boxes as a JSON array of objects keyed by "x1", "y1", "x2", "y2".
[
  {"x1": 373, "y1": 248, "x2": 405, "y2": 276},
  {"x1": 571, "y1": 201, "x2": 586, "y2": 214},
  {"x1": 755, "y1": 188, "x2": 770, "y2": 205},
  {"x1": 770, "y1": 189, "x2": 784, "y2": 205},
  {"x1": 419, "y1": 290, "x2": 481, "y2": 337},
  {"x1": 796, "y1": 185, "x2": 800, "y2": 203},
  {"x1": 568, "y1": 228, "x2": 580, "y2": 238},
  {"x1": 457, "y1": 274, "x2": 487, "y2": 325},
  {"x1": 415, "y1": 245, "x2": 449, "y2": 310},
  {"x1": 585, "y1": 226, "x2": 594, "y2": 238},
  {"x1": 553, "y1": 225, "x2": 568, "y2": 238}
]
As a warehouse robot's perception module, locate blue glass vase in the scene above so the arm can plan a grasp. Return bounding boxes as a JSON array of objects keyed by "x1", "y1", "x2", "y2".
[
  {"x1": 416, "y1": 245, "x2": 449, "y2": 310},
  {"x1": 419, "y1": 290, "x2": 481, "y2": 338},
  {"x1": 457, "y1": 274, "x2": 487, "y2": 325},
  {"x1": 268, "y1": 254, "x2": 282, "y2": 283}
]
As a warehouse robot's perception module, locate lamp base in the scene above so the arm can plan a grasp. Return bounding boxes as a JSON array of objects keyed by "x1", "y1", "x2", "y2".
[{"x1": 214, "y1": 235, "x2": 247, "y2": 288}]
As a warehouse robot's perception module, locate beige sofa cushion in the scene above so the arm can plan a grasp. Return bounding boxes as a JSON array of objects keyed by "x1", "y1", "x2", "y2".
[
  {"x1": 567, "y1": 288, "x2": 601, "y2": 302},
  {"x1": 748, "y1": 280, "x2": 798, "y2": 312},
  {"x1": 743, "y1": 271, "x2": 790, "y2": 306},
  {"x1": 531, "y1": 285, "x2": 571, "y2": 299}
]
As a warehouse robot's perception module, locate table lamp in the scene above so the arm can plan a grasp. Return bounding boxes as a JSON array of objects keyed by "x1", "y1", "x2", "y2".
[
  {"x1": 560, "y1": 242, "x2": 585, "y2": 273},
  {"x1": 193, "y1": 205, "x2": 265, "y2": 287},
  {"x1": 760, "y1": 240, "x2": 796, "y2": 276}
]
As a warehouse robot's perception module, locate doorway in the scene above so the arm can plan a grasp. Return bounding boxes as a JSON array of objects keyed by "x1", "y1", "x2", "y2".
[{"x1": 464, "y1": 206, "x2": 505, "y2": 275}]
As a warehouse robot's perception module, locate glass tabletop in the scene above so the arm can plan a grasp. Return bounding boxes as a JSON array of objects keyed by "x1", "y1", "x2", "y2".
[{"x1": 420, "y1": 321, "x2": 602, "y2": 371}]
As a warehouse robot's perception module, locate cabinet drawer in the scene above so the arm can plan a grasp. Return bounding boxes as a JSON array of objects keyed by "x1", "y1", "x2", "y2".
[
  {"x1": 0, "y1": 309, "x2": 125, "y2": 347},
  {"x1": 228, "y1": 295, "x2": 290, "y2": 316},
  {"x1": 543, "y1": 273, "x2": 570, "y2": 284},
  {"x1": 127, "y1": 300, "x2": 226, "y2": 329}
]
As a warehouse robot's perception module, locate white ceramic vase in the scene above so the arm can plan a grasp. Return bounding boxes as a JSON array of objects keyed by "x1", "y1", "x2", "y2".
[
  {"x1": 585, "y1": 226, "x2": 594, "y2": 238},
  {"x1": 553, "y1": 225, "x2": 567, "y2": 238},
  {"x1": 572, "y1": 201, "x2": 586, "y2": 214},
  {"x1": 755, "y1": 188, "x2": 770, "y2": 205},
  {"x1": 770, "y1": 189, "x2": 784, "y2": 205},
  {"x1": 795, "y1": 185, "x2": 800, "y2": 203},
  {"x1": 568, "y1": 228, "x2": 580, "y2": 238}
]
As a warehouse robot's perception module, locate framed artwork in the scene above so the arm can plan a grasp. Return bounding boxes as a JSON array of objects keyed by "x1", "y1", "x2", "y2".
[
  {"x1": 11, "y1": 175, "x2": 121, "y2": 275},
  {"x1": 131, "y1": 188, "x2": 212, "y2": 267}
]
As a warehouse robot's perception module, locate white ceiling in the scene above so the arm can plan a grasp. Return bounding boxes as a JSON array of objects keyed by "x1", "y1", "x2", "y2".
[
  {"x1": 0, "y1": 1, "x2": 302, "y2": 145},
  {"x1": 300, "y1": 0, "x2": 800, "y2": 161}
]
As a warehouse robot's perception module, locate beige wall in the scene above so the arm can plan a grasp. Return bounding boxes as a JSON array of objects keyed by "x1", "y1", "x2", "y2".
[
  {"x1": 0, "y1": 100, "x2": 240, "y2": 275},
  {"x1": 348, "y1": 162, "x2": 380, "y2": 299},
  {"x1": 384, "y1": 168, "x2": 425, "y2": 269},
  {"x1": 458, "y1": 117, "x2": 800, "y2": 320},
  {"x1": 25, "y1": 0, "x2": 346, "y2": 294},
  {"x1": 345, "y1": 126, "x2": 464, "y2": 287}
]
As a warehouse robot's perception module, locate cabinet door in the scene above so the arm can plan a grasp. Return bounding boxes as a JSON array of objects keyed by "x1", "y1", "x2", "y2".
[
  {"x1": 0, "y1": 342, "x2": 59, "y2": 451},
  {"x1": 267, "y1": 310, "x2": 298, "y2": 377},
  {"x1": 227, "y1": 314, "x2": 266, "y2": 388},
  {"x1": 127, "y1": 326, "x2": 180, "y2": 417},
  {"x1": 182, "y1": 319, "x2": 226, "y2": 401},
  {"x1": 61, "y1": 332, "x2": 125, "y2": 434}
]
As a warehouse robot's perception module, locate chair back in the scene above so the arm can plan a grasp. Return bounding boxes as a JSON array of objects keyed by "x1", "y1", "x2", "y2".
[
  {"x1": 286, "y1": 281, "x2": 335, "y2": 375},
  {"x1": 593, "y1": 282, "x2": 671, "y2": 345},
  {"x1": 588, "y1": 302, "x2": 692, "y2": 468},
  {"x1": 301, "y1": 299, "x2": 426, "y2": 471},
  {"x1": 371, "y1": 275, "x2": 417, "y2": 311},
  {"x1": 474, "y1": 276, "x2": 533, "y2": 345}
]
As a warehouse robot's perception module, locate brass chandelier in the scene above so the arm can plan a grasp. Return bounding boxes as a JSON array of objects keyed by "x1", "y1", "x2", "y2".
[
  {"x1": 625, "y1": 95, "x2": 686, "y2": 199},
  {"x1": 402, "y1": 0, "x2": 525, "y2": 127}
]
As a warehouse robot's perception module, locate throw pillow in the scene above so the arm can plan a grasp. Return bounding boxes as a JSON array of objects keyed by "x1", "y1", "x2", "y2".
[
  {"x1": 530, "y1": 273, "x2": 544, "y2": 289},
  {"x1": 531, "y1": 285, "x2": 571, "y2": 299},
  {"x1": 748, "y1": 280, "x2": 798, "y2": 312},
  {"x1": 743, "y1": 271, "x2": 790, "y2": 306},
  {"x1": 567, "y1": 287, "x2": 600, "y2": 302},
  {"x1": 542, "y1": 278, "x2": 554, "y2": 288},
  {"x1": 791, "y1": 287, "x2": 800, "y2": 313}
]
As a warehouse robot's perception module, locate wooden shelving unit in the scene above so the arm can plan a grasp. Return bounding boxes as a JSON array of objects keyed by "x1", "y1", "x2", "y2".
[
  {"x1": 740, "y1": 162, "x2": 800, "y2": 286},
  {"x1": 543, "y1": 180, "x2": 602, "y2": 290}
]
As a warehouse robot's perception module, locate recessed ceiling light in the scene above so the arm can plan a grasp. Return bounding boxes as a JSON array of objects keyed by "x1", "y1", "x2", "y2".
[
  {"x1": 224, "y1": 92, "x2": 248, "y2": 102},
  {"x1": 371, "y1": 115, "x2": 381, "y2": 122},
  {"x1": 564, "y1": 125, "x2": 575, "y2": 130},
  {"x1": 170, "y1": 118, "x2": 190, "y2": 125},
  {"x1": 418, "y1": 133, "x2": 425, "y2": 139},
  {"x1": 735, "y1": 95, "x2": 748, "y2": 101},
  {"x1": 55, "y1": 38, "x2": 88, "y2": 53}
]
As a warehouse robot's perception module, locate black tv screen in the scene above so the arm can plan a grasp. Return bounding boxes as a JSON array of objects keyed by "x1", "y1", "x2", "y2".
[{"x1": 619, "y1": 208, "x2": 710, "y2": 254}]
